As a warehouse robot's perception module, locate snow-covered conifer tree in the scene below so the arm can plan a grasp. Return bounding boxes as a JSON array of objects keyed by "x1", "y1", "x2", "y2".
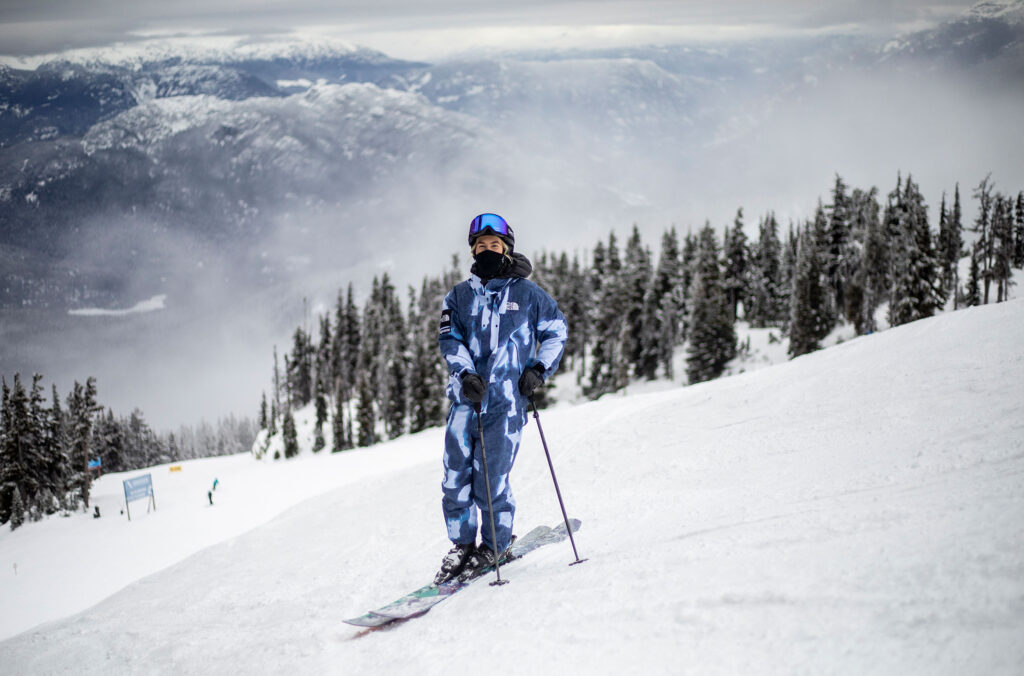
[
  {"x1": 848, "y1": 187, "x2": 886, "y2": 334},
  {"x1": 9, "y1": 485, "x2": 24, "y2": 531},
  {"x1": 789, "y1": 226, "x2": 831, "y2": 358},
  {"x1": 888, "y1": 175, "x2": 939, "y2": 326},
  {"x1": 587, "y1": 233, "x2": 625, "y2": 398},
  {"x1": 640, "y1": 227, "x2": 683, "y2": 380},
  {"x1": 722, "y1": 209, "x2": 749, "y2": 322},
  {"x1": 282, "y1": 408, "x2": 298, "y2": 459},
  {"x1": 621, "y1": 225, "x2": 653, "y2": 378},
  {"x1": 746, "y1": 212, "x2": 785, "y2": 327},
  {"x1": 685, "y1": 224, "x2": 736, "y2": 383},
  {"x1": 826, "y1": 175, "x2": 852, "y2": 314},
  {"x1": 964, "y1": 244, "x2": 982, "y2": 307},
  {"x1": 67, "y1": 378, "x2": 98, "y2": 509},
  {"x1": 991, "y1": 193, "x2": 1015, "y2": 302},
  {"x1": 971, "y1": 176, "x2": 995, "y2": 304}
]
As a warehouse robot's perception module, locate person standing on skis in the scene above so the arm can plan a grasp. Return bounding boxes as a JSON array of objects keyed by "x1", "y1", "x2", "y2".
[{"x1": 434, "y1": 213, "x2": 568, "y2": 584}]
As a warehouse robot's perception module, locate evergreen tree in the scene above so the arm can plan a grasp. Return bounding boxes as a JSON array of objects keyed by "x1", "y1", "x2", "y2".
[
  {"x1": 329, "y1": 283, "x2": 361, "y2": 450},
  {"x1": 0, "y1": 375, "x2": 31, "y2": 525},
  {"x1": 9, "y1": 485, "x2": 24, "y2": 530},
  {"x1": 722, "y1": 209, "x2": 749, "y2": 322},
  {"x1": 312, "y1": 315, "x2": 331, "y2": 452},
  {"x1": 964, "y1": 244, "x2": 982, "y2": 307},
  {"x1": 826, "y1": 174, "x2": 852, "y2": 314},
  {"x1": 789, "y1": 225, "x2": 831, "y2": 358},
  {"x1": 281, "y1": 408, "x2": 299, "y2": 459},
  {"x1": 46, "y1": 384, "x2": 72, "y2": 513},
  {"x1": 551, "y1": 252, "x2": 588, "y2": 379},
  {"x1": 357, "y1": 277, "x2": 384, "y2": 443},
  {"x1": 408, "y1": 276, "x2": 448, "y2": 433},
  {"x1": 850, "y1": 187, "x2": 886, "y2": 334},
  {"x1": 272, "y1": 346, "x2": 282, "y2": 422},
  {"x1": 286, "y1": 327, "x2": 314, "y2": 408},
  {"x1": 587, "y1": 232, "x2": 625, "y2": 397},
  {"x1": 991, "y1": 193, "x2": 1015, "y2": 302},
  {"x1": 25, "y1": 374, "x2": 48, "y2": 519},
  {"x1": 640, "y1": 227, "x2": 684, "y2": 380},
  {"x1": 888, "y1": 175, "x2": 940, "y2": 326},
  {"x1": 67, "y1": 378, "x2": 99, "y2": 509},
  {"x1": 332, "y1": 379, "x2": 349, "y2": 452},
  {"x1": 746, "y1": 212, "x2": 785, "y2": 327},
  {"x1": 936, "y1": 185, "x2": 964, "y2": 309},
  {"x1": 379, "y1": 273, "x2": 409, "y2": 440},
  {"x1": 313, "y1": 393, "x2": 327, "y2": 453},
  {"x1": 621, "y1": 225, "x2": 653, "y2": 378},
  {"x1": 971, "y1": 175, "x2": 995, "y2": 304},
  {"x1": 685, "y1": 224, "x2": 736, "y2": 383},
  {"x1": 94, "y1": 409, "x2": 125, "y2": 474},
  {"x1": 810, "y1": 199, "x2": 838, "y2": 329},
  {"x1": 0, "y1": 379, "x2": 8, "y2": 523},
  {"x1": 259, "y1": 392, "x2": 268, "y2": 431},
  {"x1": 356, "y1": 370, "x2": 377, "y2": 447},
  {"x1": 780, "y1": 223, "x2": 799, "y2": 311},
  {"x1": 1014, "y1": 191, "x2": 1024, "y2": 269}
]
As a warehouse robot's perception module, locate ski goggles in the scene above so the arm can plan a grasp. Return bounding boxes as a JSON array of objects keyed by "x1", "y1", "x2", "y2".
[{"x1": 468, "y1": 213, "x2": 512, "y2": 245}]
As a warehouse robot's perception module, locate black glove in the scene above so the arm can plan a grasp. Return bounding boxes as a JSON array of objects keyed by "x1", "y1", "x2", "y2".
[
  {"x1": 460, "y1": 372, "x2": 486, "y2": 404},
  {"x1": 518, "y1": 364, "x2": 545, "y2": 398}
]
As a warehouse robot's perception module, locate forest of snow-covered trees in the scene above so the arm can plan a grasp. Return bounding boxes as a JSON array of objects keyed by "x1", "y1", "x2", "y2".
[
  {"x1": 262, "y1": 172, "x2": 1023, "y2": 457},
  {"x1": 0, "y1": 373, "x2": 257, "y2": 530}
]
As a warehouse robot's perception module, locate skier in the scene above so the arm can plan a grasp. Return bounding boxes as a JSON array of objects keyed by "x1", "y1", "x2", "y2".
[{"x1": 434, "y1": 213, "x2": 568, "y2": 584}]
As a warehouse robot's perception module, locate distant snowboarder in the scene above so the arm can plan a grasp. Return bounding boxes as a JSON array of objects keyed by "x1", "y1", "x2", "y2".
[{"x1": 434, "y1": 213, "x2": 568, "y2": 584}]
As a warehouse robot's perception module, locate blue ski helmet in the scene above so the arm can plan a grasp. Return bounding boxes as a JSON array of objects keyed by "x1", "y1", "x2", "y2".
[{"x1": 468, "y1": 213, "x2": 515, "y2": 252}]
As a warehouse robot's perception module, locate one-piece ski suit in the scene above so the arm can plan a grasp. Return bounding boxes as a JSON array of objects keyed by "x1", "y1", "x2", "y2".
[{"x1": 438, "y1": 261, "x2": 567, "y2": 551}]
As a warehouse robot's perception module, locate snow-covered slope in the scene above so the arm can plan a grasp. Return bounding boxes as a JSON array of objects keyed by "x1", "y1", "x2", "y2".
[{"x1": 1, "y1": 299, "x2": 1021, "y2": 674}]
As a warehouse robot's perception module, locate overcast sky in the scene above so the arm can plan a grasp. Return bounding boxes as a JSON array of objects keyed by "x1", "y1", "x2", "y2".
[{"x1": 0, "y1": 0, "x2": 979, "y2": 60}]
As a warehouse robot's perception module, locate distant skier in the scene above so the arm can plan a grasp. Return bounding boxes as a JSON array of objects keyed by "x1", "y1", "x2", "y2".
[{"x1": 434, "y1": 213, "x2": 568, "y2": 584}]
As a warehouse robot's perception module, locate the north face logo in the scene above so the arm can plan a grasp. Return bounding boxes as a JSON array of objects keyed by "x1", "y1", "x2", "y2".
[{"x1": 505, "y1": 301, "x2": 520, "y2": 311}]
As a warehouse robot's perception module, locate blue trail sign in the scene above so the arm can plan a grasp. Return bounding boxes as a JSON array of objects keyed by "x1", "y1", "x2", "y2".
[{"x1": 123, "y1": 473, "x2": 156, "y2": 520}]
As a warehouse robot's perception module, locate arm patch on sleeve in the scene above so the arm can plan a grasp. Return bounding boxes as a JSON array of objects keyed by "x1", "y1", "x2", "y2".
[{"x1": 439, "y1": 309, "x2": 452, "y2": 335}]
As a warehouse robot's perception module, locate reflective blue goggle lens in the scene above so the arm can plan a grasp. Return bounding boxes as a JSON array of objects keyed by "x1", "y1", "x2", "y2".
[{"x1": 469, "y1": 213, "x2": 510, "y2": 238}]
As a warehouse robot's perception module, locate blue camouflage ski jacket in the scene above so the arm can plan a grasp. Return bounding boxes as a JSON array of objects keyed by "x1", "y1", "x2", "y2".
[{"x1": 439, "y1": 273, "x2": 567, "y2": 418}]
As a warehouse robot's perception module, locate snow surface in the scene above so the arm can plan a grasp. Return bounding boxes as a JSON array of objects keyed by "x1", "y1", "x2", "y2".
[{"x1": 1, "y1": 300, "x2": 1023, "y2": 674}]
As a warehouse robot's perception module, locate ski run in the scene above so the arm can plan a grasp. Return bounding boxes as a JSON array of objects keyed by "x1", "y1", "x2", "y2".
[{"x1": 1, "y1": 298, "x2": 1022, "y2": 674}]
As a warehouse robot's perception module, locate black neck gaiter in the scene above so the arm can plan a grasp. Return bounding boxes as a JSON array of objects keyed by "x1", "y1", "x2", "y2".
[{"x1": 472, "y1": 249, "x2": 510, "y2": 282}]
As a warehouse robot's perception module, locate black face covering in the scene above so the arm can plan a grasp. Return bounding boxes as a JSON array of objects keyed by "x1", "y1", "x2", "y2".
[{"x1": 472, "y1": 249, "x2": 510, "y2": 281}]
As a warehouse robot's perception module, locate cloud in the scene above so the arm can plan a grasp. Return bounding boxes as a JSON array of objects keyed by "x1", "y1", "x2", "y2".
[
  {"x1": 68, "y1": 295, "x2": 168, "y2": 317},
  {"x1": 0, "y1": 1, "x2": 979, "y2": 59}
]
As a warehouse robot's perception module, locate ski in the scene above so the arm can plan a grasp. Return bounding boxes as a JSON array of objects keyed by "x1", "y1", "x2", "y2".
[{"x1": 343, "y1": 519, "x2": 581, "y2": 628}]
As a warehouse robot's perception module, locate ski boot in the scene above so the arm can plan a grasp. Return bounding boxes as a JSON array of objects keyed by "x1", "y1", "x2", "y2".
[
  {"x1": 457, "y1": 537, "x2": 516, "y2": 582},
  {"x1": 434, "y1": 542, "x2": 475, "y2": 585}
]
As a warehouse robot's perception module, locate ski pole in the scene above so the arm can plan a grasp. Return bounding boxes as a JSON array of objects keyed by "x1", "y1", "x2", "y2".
[
  {"x1": 530, "y1": 399, "x2": 586, "y2": 566},
  {"x1": 475, "y1": 403, "x2": 509, "y2": 586}
]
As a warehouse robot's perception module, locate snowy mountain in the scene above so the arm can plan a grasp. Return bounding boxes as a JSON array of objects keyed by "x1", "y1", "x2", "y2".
[
  {"x1": 0, "y1": 298, "x2": 1021, "y2": 673},
  {"x1": 880, "y1": 0, "x2": 1024, "y2": 76},
  {"x1": 3, "y1": 4, "x2": 1022, "y2": 312},
  {"x1": 2, "y1": 0, "x2": 1023, "y2": 430},
  {"x1": 0, "y1": 36, "x2": 424, "y2": 146}
]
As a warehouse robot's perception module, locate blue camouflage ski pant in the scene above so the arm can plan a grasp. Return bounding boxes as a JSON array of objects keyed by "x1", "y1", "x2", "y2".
[{"x1": 442, "y1": 404, "x2": 526, "y2": 552}]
